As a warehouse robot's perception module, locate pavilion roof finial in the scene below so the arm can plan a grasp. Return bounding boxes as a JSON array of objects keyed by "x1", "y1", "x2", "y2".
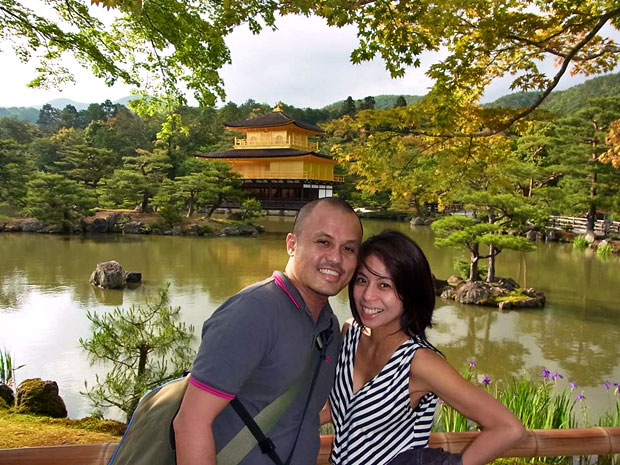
[{"x1": 273, "y1": 101, "x2": 284, "y2": 112}]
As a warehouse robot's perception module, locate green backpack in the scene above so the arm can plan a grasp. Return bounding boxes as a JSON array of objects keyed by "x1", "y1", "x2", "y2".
[{"x1": 108, "y1": 323, "x2": 331, "y2": 465}]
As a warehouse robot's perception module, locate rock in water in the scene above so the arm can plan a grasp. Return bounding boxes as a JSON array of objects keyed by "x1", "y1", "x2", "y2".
[
  {"x1": 16, "y1": 378, "x2": 67, "y2": 418},
  {"x1": 454, "y1": 281, "x2": 494, "y2": 305},
  {"x1": 90, "y1": 260, "x2": 126, "y2": 289}
]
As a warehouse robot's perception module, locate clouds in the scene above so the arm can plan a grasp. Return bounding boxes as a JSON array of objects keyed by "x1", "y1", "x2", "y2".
[{"x1": 220, "y1": 15, "x2": 438, "y2": 108}]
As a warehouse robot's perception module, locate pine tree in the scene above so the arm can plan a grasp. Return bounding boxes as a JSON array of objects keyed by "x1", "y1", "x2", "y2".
[{"x1": 80, "y1": 286, "x2": 195, "y2": 421}]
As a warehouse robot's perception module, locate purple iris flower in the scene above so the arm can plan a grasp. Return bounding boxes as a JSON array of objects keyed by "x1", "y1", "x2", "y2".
[
  {"x1": 540, "y1": 368, "x2": 550, "y2": 379},
  {"x1": 569, "y1": 381, "x2": 578, "y2": 390},
  {"x1": 552, "y1": 372, "x2": 564, "y2": 382},
  {"x1": 468, "y1": 359, "x2": 476, "y2": 368},
  {"x1": 482, "y1": 375, "x2": 492, "y2": 386},
  {"x1": 577, "y1": 393, "x2": 586, "y2": 401},
  {"x1": 603, "y1": 381, "x2": 612, "y2": 390}
]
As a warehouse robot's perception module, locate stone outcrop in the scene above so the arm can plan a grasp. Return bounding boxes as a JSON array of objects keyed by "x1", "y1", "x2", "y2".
[
  {"x1": 410, "y1": 217, "x2": 426, "y2": 226},
  {"x1": 438, "y1": 275, "x2": 545, "y2": 310},
  {"x1": 90, "y1": 261, "x2": 127, "y2": 289},
  {"x1": 20, "y1": 219, "x2": 45, "y2": 232},
  {"x1": 89, "y1": 261, "x2": 142, "y2": 289},
  {"x1": 454, "y1": 281, "x2": 495, "y2": 305},
  {"x1": 220, "y1": 224, "x2": 260, "y2": 236},
  {"x1": 16, "y1": 378, "x2": 67, "y2": 418},
  {"x1": 0, "y1": 384, "x2": 14, "y2": 407}
]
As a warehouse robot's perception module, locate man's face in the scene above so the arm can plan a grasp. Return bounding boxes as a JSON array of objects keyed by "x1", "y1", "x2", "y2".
[{"x1": 285, "y1": 204, "x2": 362, "y2": 306}]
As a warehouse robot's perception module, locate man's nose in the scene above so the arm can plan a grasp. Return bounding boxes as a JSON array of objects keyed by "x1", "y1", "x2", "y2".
[{"x1": 326, "y1": 246, "x2": 343, "y2": 264}]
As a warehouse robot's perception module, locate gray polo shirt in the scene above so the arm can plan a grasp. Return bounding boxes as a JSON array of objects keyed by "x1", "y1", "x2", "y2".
[{"x1": 190, "y1": 271, "x2": 341, "y2": 465}]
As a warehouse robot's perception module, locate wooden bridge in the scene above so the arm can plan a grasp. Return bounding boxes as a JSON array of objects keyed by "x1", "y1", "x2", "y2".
[
  {"x1": 550, "y1": 216, "x2": 620, "y2": 235},
  {"x1": 1, "y1": 428, "x2": 619, "y2": 465}
]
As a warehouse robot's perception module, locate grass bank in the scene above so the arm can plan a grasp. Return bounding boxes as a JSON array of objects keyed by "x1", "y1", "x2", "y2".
[{"x1": 0, "y1": 410, "x2": 124, "y2": 449}]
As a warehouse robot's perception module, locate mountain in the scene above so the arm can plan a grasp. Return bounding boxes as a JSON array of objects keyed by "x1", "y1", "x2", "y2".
[
  {"x1": 485, "y1": 72, "x2": 620, "y2": 115},
  {"x1": 47, "y1": 98, "x2": 90, "y2": 111}
]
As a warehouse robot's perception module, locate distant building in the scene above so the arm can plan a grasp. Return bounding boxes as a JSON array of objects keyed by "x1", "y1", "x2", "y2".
[{"x1": 196, "y1": 103, "x2": 343, "y2": 210}]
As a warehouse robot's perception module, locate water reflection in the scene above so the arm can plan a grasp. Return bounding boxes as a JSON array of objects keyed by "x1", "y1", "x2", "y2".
[{"x1": 0, "y1": 221, "x2": 619, "y2": 420}]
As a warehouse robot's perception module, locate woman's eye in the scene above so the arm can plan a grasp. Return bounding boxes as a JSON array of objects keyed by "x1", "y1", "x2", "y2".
[
  {"x1": 355, "y1": 276, "x2": 366, "y2": 284},
  {"x1": 380, "y1": 282, "x2": 392, "y2": 289}
]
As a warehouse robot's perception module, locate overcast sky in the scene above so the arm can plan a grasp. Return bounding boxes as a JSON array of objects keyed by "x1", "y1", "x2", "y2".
[{"x1": 0, "y1": 14, "x2": 617, "y2": 109}]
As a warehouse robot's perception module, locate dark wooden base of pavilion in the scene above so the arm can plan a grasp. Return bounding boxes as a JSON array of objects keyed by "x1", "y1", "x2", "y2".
[{"x1": 240, "y1": 179, "x2": 335, "y2": 210}]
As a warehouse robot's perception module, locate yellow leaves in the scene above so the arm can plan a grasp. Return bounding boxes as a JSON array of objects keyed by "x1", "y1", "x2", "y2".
[{"x1": 600, "y1": 119, "x2": 620, "y2": 168}]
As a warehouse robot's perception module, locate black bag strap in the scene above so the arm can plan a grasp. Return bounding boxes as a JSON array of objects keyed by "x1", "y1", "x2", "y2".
[{"x1": 229, "y1": 321, "x2": 333, "y2": 465}]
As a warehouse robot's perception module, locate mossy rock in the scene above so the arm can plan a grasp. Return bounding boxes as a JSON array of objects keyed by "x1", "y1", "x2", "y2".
[
  {"x1": 0, "y1": 384, "x2": 14, "y2": 407},
  {"x1": 16, "y1": 378, "x2": 67, "y2": 418},
  {"x1": 0, "y1": 396, "x2": 9, "y2": 410}
]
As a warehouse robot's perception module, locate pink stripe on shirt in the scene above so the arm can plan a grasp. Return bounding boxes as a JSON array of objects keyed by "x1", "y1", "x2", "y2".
[
  {"x1": 189, "y1": 376, "x2": 236, "y2": 400},
  {"x1": 272, "y1": 273, "x2": 301, "y2": 309}
]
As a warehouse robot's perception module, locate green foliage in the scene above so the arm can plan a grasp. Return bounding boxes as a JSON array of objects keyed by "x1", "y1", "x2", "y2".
[
  {"x1": 0, "y1": 348, "x2": 25, "y2": 389},
  {"x1": 240, "y1": 198, "x2": 264, "y2": 222},
  {"x1": 0, "y1": 139, "x2": 35, "y2": 209},
  {"x1": 80, "y1": 285, "x2": 195, "y2": 421},
  {"x1": 432, "y1": 215, "x2": 497, "y2": 249},
  {"x1": 102, "y1": 148, "x2": 171, "y2": 212},
  {"x1": 573, "y1": 236, "x2": 589, "y2": 249},
  {"x1": 596, "y1": 243, "x2": 613, "y2": 257},
  {"x1": 24, "y1": 172, "x2": 96, "y2": 228},
  {"x1": 453, "y1": 258, "x2": 487, "y2": 281},
  {"x1": 55, "y1": 145, "x2": 116, "y2": 189},
  {"x1": 151, "y1": 179, "x2": 185, "y2": 227}
]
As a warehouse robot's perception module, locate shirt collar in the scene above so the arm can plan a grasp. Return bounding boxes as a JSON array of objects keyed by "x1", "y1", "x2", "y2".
[{"x1": 272, "y1": 271, "x2": 334, "y2": 324}]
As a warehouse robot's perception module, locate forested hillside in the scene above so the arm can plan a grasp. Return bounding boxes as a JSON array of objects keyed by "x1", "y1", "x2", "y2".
[
  {"x1": 486, "y1": 72, "x2": 620, "y2": 115},
  {"x1": 0, "y1": 107, "x2": 39, "y2": 123}
]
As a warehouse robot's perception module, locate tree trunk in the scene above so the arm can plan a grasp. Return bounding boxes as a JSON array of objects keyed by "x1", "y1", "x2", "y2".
[
  {"x1": 487, "y1": 244, "x2": 496, "y2": 283},
  {"x1": 586, "y1": 120, "x2": 599, "y2": 233},
  {"x1": 469, "y1": 244, "x2": 479, "y2": 281},
  {"x1": 187, "y1": 195, "x2": 195, "y2": 218},
  {"x1": 528, "y1": 178, "x2": 534, "y2": 198},
  {"x1": 140, "y1": 191, "x2": 150, "y2": 213},
  {"x1": 138, "y1": 346, "x2": 148, "y2": 377}
]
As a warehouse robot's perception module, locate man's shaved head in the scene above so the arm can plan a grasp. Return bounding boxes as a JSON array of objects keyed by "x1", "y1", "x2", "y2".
[{"x1": 292, "y1": 198, "x2": 362, "y2": 236}]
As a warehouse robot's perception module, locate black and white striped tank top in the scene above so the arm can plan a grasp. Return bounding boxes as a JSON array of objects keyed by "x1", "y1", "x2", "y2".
[{"x1": 329, "y1": 323, "x2": 438, "y2": 465}]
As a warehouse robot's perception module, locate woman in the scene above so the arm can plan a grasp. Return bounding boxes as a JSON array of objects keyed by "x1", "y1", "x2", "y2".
[{"x1": 322, "y1": 230, "x2": 525, "y2": 465}]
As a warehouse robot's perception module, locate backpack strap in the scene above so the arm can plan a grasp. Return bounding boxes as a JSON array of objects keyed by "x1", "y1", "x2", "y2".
[{"x1": 216, "y1": 320, "x2": 333, "y2": 465}]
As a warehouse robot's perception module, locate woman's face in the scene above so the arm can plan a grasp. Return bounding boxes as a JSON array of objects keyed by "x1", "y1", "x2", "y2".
[{"x1": 353, "y1": 254, "x2": 404, "y2": 332}]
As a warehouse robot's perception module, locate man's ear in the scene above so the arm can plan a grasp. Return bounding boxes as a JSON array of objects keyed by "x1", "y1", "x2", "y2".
[{"x1": 286, "y1": 233, "x2": 297, "y2": 256}]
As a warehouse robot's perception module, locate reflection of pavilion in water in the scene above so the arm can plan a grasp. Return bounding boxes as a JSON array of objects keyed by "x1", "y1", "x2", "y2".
[{"x1": 196, "y1": 103, "x2": 343, "y2": 210}]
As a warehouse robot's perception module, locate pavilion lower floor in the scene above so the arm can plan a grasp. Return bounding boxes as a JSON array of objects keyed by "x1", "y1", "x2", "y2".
[{"x1": 238, "y1": 179, "x2": 335, "y2": 210}]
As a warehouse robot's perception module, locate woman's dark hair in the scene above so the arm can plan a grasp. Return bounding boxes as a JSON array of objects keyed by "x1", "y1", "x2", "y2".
[{"x1": 349, "y1": 230, "x2": 436, "y2": 340}]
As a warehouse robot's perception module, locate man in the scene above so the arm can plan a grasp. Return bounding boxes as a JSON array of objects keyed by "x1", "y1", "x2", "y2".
[{"x1": 174, "y1": 198, "x2": 363, "y2": 465}]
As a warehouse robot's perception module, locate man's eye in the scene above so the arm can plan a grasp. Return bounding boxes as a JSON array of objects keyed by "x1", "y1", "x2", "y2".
[{"x1": 343, "y1": 246, "x2": 356, "y2": 253}]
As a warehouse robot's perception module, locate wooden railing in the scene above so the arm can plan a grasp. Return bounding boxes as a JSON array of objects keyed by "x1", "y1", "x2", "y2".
[
  {"x1": 2, "y1": 428, "x2": 619, "y2": 465},
  {"x1": 234, "y1": 137, "x2": 319, "y2": 151},
  {"x1": 549, "y1": 215, "x2": 620, "y2": 234},
  {"x1": 238, "y1": 170, "x2": 343, "y2": 182}
]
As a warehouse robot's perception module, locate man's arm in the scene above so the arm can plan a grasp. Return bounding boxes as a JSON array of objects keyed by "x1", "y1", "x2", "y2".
[{"x1": 173, "y1": 383, "x2": 231, "y2": 465}]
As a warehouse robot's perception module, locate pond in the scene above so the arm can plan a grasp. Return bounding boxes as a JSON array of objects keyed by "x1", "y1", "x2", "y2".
[{"x1": 0, "y1": 217, "x2": 618, "y2": 421}]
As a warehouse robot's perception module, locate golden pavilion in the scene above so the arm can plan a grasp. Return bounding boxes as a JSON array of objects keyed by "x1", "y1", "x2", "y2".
[{"x1": 196, "y1": 103, "x2": 343, "y2": 210}]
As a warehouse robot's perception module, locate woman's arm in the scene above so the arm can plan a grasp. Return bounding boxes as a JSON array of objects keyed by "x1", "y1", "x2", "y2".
[
  {"x1": 320, "y1": 400, "x2": 332, "y2": 426},
  {"x1": 410, "y1": 349, "x2": 526, "y2": 465}
]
